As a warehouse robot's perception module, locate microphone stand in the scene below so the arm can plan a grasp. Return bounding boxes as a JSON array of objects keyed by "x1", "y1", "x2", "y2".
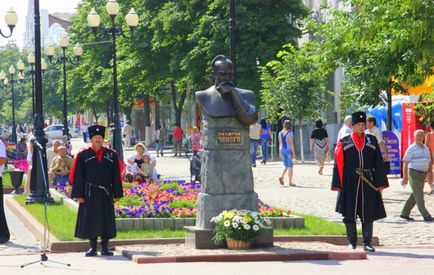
[{"x1": 21, "y1": 140, "x2": 71, "y2": 268}]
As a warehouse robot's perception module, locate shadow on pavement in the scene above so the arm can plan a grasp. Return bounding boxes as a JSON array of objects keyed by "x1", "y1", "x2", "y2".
[{"x1": 374, "y1": 251, "x2": 434, "y2": 260}]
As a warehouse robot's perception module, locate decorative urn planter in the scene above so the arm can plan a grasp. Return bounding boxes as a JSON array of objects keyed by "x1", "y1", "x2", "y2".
[{"x1": 9, "y1": 170, "x2": 25, "y2": 194}]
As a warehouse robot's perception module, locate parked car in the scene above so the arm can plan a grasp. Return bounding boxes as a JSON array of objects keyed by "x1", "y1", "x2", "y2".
[
  {"x1": 0, "y1": 126, "x2": 12, "y2": 139},
  {"x1": 44, "y1": 124, "x2": 79, "y2": 139}
]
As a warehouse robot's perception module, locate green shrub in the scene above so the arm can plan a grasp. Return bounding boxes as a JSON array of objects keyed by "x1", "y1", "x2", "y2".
[
  {"x1": 160, "y1": 182, "x2": 185, "y2": 195},
  {"x1": 168, "y1": 200, "x2": 196, "y2": 209},
  {"x1": 116, "y1": 195, "x2": 143, "y2": 206}
]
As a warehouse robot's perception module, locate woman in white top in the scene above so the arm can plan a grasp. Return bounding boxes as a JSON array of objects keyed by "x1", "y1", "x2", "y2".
[{"x1": 127, "y1": 143, "x2": 158, "y2": 180}]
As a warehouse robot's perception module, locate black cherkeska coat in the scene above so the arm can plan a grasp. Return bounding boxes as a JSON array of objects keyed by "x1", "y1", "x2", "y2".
[
  {"x1": 71, "y1": 147, "x2": 123, "y2": 239},
  {"x1": 332, "y1": 134, "x2": 389, "y2": 223}
]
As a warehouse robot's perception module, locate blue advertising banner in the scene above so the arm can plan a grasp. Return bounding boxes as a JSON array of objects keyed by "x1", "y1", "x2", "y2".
[{"x1": 382, "y1": 131, "x2": 400, "y2": 175}]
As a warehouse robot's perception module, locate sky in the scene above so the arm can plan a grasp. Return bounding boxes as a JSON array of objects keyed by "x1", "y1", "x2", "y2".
[{"x1": 0, "y1": 0, "x2": 82, "y2": 47}]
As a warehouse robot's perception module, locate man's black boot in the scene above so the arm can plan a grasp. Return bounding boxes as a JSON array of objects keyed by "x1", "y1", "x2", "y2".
[
  {"x1": 100, "y1": 238, "x2": 114, "y2": 256},
  {"x1": 0, "y1": 235, "x2": 9, "y2": 244},
  {"x1": 345, "y1": 222, "x2": 357, "y2": 249},
  {"x1": 85, "y1": 238, "x2": 98, "y2": 257},
  {"x1": 362, "y1": 222, "x2": 376, "y2": 252}
]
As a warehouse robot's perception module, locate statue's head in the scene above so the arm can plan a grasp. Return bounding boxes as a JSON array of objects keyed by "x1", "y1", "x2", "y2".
[{"x1": 212, "y1": 55, "x2": 234, "y2": 86}]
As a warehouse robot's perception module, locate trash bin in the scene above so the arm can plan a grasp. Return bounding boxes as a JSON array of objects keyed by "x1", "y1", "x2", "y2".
[{"x1": 9, "y1": 170, "x2": 25, "y2": 194}]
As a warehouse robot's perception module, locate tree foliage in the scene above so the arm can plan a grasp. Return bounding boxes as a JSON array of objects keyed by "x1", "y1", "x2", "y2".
[
  {"x1": 65, "y1": 0, "x2": 309, "y2": 125},
  {"x1": 311, "y1": 0, "x2": 434, "y2": 110},
  {"x1": 260, "y1": 43, "x2": 331, "y2": 123}
]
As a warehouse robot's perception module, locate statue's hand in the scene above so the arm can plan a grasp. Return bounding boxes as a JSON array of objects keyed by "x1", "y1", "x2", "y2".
[{"x1": 216, "y1": 83, "x2": 235, "y2": 96}]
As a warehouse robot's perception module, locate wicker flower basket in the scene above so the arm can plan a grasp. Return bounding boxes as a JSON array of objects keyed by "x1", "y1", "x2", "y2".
[{"x1": 226, "y1": 238, "x2": 251, "y2": 250}]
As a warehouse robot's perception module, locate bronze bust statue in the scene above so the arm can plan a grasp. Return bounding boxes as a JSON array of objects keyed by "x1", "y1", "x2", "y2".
[{"x1": 196, "y1": 55, "x2": 258, "y2": 126}]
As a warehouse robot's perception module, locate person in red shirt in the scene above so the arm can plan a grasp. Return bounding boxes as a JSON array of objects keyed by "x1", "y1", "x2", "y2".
[{"x1": 173, "y1": 123, "x2": 184, "y2": 157}]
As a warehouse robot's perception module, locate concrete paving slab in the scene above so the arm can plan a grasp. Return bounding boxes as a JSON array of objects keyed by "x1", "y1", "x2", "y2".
[{"x1": 117, "y1": 241, "x2": 367, "y2": 264}]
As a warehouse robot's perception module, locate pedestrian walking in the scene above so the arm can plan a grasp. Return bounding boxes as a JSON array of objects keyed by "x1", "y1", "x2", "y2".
[
  {"x1": 155, "y1": 125, "x2": 163, "y2": 157},
  {"x1": 173, "y1": 123, "x2": 183, "y2": 157},
  {"x1": 337, "y1": 115, "x2": 352, "y2": 142},
  {"x1": 123, "y1": 121, "x2": 134, "y2": 148},
  {"x1": 310, "y1": 119, "x2": 329, "y2": 175},
  {"x1": 191, "y1": 126, "x2": 202, "y2": 155},
  {"x1": 278, "y1": 120, "x2": 296, "y2": 187},
  {"x1": 82, "y1": 123, "x2": 89, "y2": 143},
  {"x1": 400, "y1": 129, "x2": 433, "y2": 222},
  {"x1": 160, "y1": 123, "x2": 168, "y2": 156},
  {"x1": 332, "y1": 111, "x2": 389, "y2": 252},
  {"x1": 249, "y1": 120, "x2": 261, "y2": 167},
  {"x1": 0, "y1": 138, "x2": 10, "y2": 244},
  {"x1": 259, "y1": 118, "x2": 272, "y2": 165},
  {"x1": 70, "y1": 125, "x2": 123, "y2": 256},
  {"x1": 366, "y1": 116, "x2": 388, "y2": 162}
]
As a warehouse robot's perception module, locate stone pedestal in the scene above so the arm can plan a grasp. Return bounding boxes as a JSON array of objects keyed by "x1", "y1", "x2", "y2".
[
  {"x1": 186, "y1": 89, "x2": 273, "y2": 249},
  {"x1": 185, "y1": 226, "x2": 273, "y2": 249}
]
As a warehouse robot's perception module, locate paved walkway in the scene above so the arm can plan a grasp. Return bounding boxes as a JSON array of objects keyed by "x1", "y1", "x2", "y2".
[
  {"x1": 1, "y1": 139, "x2": 433, "y2": 274},
  {"x1": 1, "y1": 247, "x2": 434, "y2": 275},
  {"x1": 89, "y1": 139, "x2": 434, "y2": 247},
  {"x1": 148, "y1": 152, "x2": 434, "y2": 247}
]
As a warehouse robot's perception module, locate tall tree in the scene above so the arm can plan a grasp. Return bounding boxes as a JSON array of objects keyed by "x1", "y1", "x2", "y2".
[
  {"x1": 260, "y1": 43, "x2": 331, "y2": 161},
  {"x1": 312, "y1": 0, "x2": 434, "y2": 129},
  {"x1": 68, "y1": 0, "x2": 309, "y2": 129}
]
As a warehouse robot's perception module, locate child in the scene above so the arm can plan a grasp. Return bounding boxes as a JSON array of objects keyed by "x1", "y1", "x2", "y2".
[
  {"x1": 48, "y1": 146, "x2": 73, "y2": 187},
  {"x1": 141, "y1": 154, "x2": 153, "y2": 184},
  {"x1": 124, "y1": 162, "x2": 142, "y2": 183}
]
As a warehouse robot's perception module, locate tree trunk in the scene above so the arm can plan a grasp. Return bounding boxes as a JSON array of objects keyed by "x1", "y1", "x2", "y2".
[
  {"x1": 92, "y1": 107, "x2": 99, "y2": 124},
  {"x1": 386, "y1": 86, "x2": 392, "y2": 130},
  {"x1": 170, "y1": 82, "x2": 187, "y2": 126},
  {"x1": 125, "y1": 104, "x2": 133, "y2": 123},
  {"x1": 299, "y1": 118, "x2": 305, "y2": 163},
  {"x1": 106, "y1": 107, "x2": 112, "y2": 126},
  {"x1": 155, "y1": 100, "x2": 160, "y2": 127},
  {"x1": 143, "y1": 93, "x2": 151, "y2": 146}
]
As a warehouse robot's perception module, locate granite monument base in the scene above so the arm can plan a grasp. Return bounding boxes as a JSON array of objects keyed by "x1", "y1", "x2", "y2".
[{"x1": 184, "y1": 226, "x2": 274, "y2": 249}]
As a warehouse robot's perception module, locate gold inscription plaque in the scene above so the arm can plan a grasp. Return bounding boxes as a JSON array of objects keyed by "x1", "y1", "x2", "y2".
[{"x1": 217, "y1": 131, "x2": 242, "y2": 144}]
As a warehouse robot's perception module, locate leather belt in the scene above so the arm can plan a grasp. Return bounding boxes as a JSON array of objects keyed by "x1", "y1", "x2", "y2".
[
  {"x1": 409, "y1": 168, "x2": 426, "y2": 174},
  {"x1": 87, "y1": 183, "x2": 113, "y2": 203}
]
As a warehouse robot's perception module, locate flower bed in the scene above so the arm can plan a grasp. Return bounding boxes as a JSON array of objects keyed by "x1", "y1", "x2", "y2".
[{"x1": 54, "y1": 180, "x2": 291, "y2": 219}]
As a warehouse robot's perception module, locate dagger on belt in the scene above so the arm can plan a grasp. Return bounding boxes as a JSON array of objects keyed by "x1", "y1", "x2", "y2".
[{"x1": 355, "y1": 168, "x2": 380, "y2": 192}]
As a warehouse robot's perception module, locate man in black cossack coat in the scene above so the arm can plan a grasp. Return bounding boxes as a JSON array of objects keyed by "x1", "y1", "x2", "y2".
[
  {"x1": 332, "y1": 111, "x2": 389, "y2": 252},
  {"x1": 70, "y1": 125, "x2": 123, "y2": 256}
]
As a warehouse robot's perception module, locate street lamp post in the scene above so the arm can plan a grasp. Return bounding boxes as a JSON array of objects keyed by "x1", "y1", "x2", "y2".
[
  {"x1": 0, "y1": 67, "x2": 18, "y2": 143},
  {"x1": 87, "y1": 0, "x2": 139, "y2": 161},
  {"x1": 0, "y1": 8, "x2": 18, "y2": 38},
  {"x1": 0, "y1": 66, "x2": 18, "y2": 143},
  {"x1": 26, "y1": 0, "x2": 53, "y2": 204},
  {"x1": 45, "y1": 37, "x2": 82, "y2": 139},
  {"x1": 17, "y1": 56, "x2": 48, "y2": 118}
]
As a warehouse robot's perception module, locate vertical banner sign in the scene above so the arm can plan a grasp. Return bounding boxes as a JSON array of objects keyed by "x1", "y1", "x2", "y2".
[
  {"x1": 382, "y1": 131, "x2": 400, "y2": 175},
  {"x1": 401, "y1": 103, "x2": 423, "y2": 161}
]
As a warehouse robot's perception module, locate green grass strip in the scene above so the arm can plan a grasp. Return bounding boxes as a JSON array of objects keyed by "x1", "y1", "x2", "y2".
[
  {"x1": 274, "y1": 213, "x2": 347, "y2": 236},
  {"x1": 14, "y1": 195, "x2": 77, "y2": 241},
  {"x1": 13, "y1": 196, "x2": 349, "y2": 241},
  {"x1": 2, "y1": 170, "x2": 13, "y2": 187}
]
